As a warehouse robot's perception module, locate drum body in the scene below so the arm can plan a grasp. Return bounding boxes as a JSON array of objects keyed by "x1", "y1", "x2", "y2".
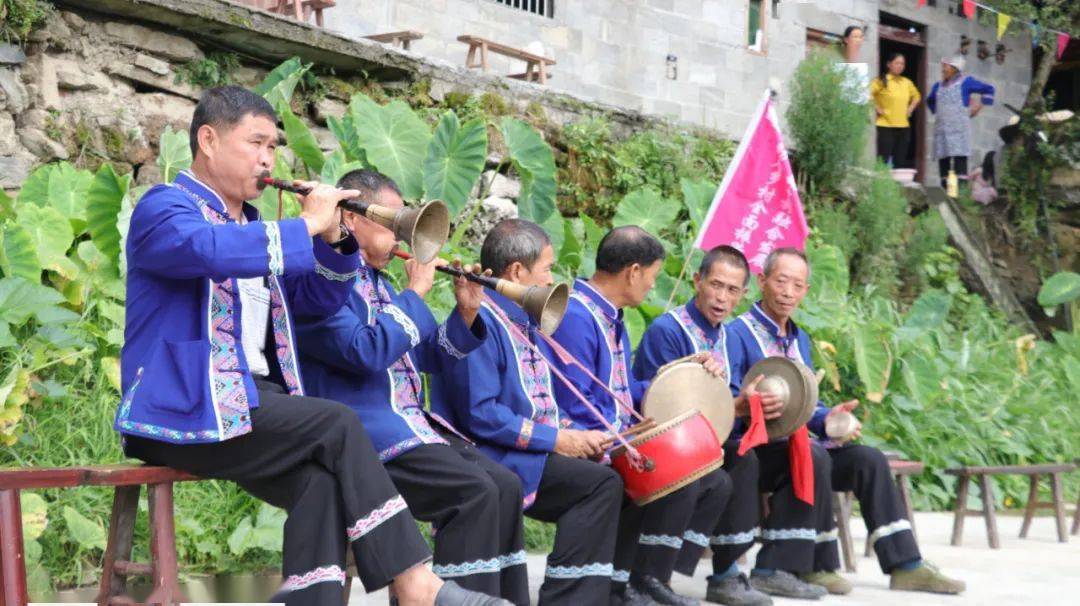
[{"x1": 610, "y1": 409, "x2": 724, "y2": 506}]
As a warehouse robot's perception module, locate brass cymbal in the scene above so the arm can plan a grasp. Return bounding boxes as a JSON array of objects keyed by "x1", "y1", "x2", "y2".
[
  {"x1": 743, "y1": 356, "x2": 818, "y2": 439},
  {"x1": 643, "y1": 357, "x2": 735, "y2": 444}
]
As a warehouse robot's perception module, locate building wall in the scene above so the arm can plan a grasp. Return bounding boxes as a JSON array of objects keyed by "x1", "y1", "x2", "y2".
[{"x1": 325, "y1": 0, "x2": 1032, "y2": 180}]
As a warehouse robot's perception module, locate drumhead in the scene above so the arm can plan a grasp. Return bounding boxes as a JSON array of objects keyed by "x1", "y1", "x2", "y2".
[
  {"x1": 743, "y1": 356, "x2": 818, "y2": 439},
  {"x1": 642, "y1": 358, "x2": 735, "y2": 444}
]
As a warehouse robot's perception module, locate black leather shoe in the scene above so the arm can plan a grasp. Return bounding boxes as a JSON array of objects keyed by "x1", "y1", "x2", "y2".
[
  {"x1": 434, "y1": 580, "x2": 514, "y2": 606},
  {"x1": 622, "y1": 582, "x2": 663, "y2": 606},
  {"x1": 635, "y1": 575, "x2": 700, "y2": 606}
]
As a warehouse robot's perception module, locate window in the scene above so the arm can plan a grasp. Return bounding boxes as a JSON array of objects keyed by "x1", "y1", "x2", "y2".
[
  {"x1": 747, "y1": 0, "x2": 766, "y2": 52},
  {"x1": 489, "y1": 0, "x2": 554, "y2": 19}
]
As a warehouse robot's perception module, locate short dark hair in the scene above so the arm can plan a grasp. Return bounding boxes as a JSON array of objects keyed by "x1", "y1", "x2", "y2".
[
  {"x1": 698, "y1": 245, "x2": 750, "y2": 287},
  {"x1": 842, "y1": 25, "x2": 864, "y2": 40},
  {"x1": 337, "y1": 169, "x2": 403, "y2": 204},
  {"x1": 189, "y1": 86, "x2": 278, "y2": 158},
  {"x1": 481, "y1": 219, "x2": 552, "y2": 277},
  {"x1": 763, "y1": 247, "x2": 810, "y2": 279},
  {"x1": 595, "y1": 226, "x2": 666, "y2": 274}
]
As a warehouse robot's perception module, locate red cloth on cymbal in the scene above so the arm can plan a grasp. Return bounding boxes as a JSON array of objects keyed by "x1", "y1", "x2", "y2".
[
  {"x1": 789, "y1": 425, "x2": 814, "y2": 506},
  {"x1": 737, "y1": 393, "x2": 768, "y2": 456}
]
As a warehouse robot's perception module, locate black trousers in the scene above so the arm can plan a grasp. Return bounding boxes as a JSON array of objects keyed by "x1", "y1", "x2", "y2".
[
  {"x1": 527, "y1": 453, "x2": 624, "y2": 605},
  {"x1": 938, "y1": 156, "x2": 969, "y2": 186},
  {"x1": 124, "y1": 381, "x2": 431, "y2": 605},
  {"x1": 753, "y1": 441, "x2": 837, "y2": 574},
  {"x1": 674, "y1": 440, "x2": 760, "y2": 577},
  {"x1": 821, "y1": 445, "x2": 921, "y2": 574},
  {"x1": 877, "y1": 126, "x2": 911, "y2": 168},
  {"x1": 613, "y1": 468, "x2": 730, "y2": 584},
  {"x1": 386, "y1": 436, "x2": 529, "y2": 605}
]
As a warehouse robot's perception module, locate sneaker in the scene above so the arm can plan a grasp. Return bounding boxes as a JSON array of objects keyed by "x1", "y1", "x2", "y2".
[
  {"x1": 621, "y1": 583, "x2": 663, "y2": 606},
  {"x1": 749, "y1": 570, "x2": 826, "y2": 600},
  {"x1": 890, "y1": 562, "x2": 966, "y2": 594},
  {"x1": 799, "y1": 570, "x2": 853, "y2": 595},
  {"x1": 706, "y1": 573, "x2": 773, "y2": 605},
  {"x1": 636, "y1": 574, "x2": 699, "y2": 605}
]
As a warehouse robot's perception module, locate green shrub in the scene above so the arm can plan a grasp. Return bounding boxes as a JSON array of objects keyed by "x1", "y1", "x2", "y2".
[
  {"x1": 0, "y1": 0, "x2": 53, "y2": 43},
  {"x1": 851, "y1": 167, "x2": 909, "y2": 295},
  {"x1": 787, "y1": 51, "x2": 870, "y2": 193}
]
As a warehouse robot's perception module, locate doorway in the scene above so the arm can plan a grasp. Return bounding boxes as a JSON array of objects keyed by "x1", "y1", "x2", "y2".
[{"x1": 878, "y1": 13, "x2": 928, "y2": 181}]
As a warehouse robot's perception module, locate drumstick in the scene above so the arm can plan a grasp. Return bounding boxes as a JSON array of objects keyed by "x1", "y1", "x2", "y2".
[{"x1": 600, "y1": 418, "x2": 657, "y2": 448}]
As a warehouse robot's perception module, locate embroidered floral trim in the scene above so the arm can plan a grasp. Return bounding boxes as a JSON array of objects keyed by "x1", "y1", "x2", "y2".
[
  {"x1": 546, "y1": 562, "x2": 614, "y2": 579},
  {"x1": 483, "y1": 302, "x2": 560, "y2": 430},
  {"x1": 683, "y1": 530, "x2": 710, "y2": 548},
  {"x1": 815, "y1": 528, "x2": 839, "y2": 543},
  {"x1": 346, "y1": 495, "x2": 408, "y2": 541},
  {"x1": 868, "y1": 518, "x2": 912, "y2": 546},
  {"x1": 571, "y1": 292, "x2": 632, "y2": 430},
  {"x1": 438, "y1": 323, "x2": 467, "y2": 360},
  {"x1": 500, "y1": 550, "x2": 527, "y2": 568},
  {"x1": 384, "y1": 304, "x2": 421, "y2": 347},
  {"x1": 671, "y1": 305, "x2": 729, "y2": 381},
  {"x1": 265, "y1": 222, "x2": 284, "y2": 276},
  {"x1": 612, "y1": 569, "x2": 630, "y2": 583},
  {"x1": 639, "y1": 534, "x2": 683, "y2": 549},
  {"x1": 434, "y1": 557, "x2": 501, "y2": 578},
  {"x1": 280, "y1": 565, "x2": 346, "y2": 591},
  {"x1": 759, "y1": 527, "x2": 816, "y2": 542},
  {"x1": 710, "y1": 528, "x2": 760, "y2": 546},
  {"x1": 516, "y1": 419, "x2": 535, "y2": 449},
  {"x1": 314, "y1": 263, "x2": 359, "y2": 282},
  {"x1": 378, "y1": 437, "x2": 426, "y2": 462}
]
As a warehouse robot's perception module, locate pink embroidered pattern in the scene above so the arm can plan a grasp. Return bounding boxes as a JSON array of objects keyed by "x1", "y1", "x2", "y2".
[
  {"x1": 739, "y1": 312, "x2": 805, "y2": 362},
  {"x1": 270, "y1": 280, "x2": 303, "y2": 396},
  {"x1": 571, "y1": 293, "x2": 633, "y2": 430},
  {"x1": 483, "y1": 302, "x2": 560, "y2": 434},
  {"x1": 347, "y1": 494, "x2": 408, "y2": 541},
  {"x1": 281, "y1": 565, "x2": 346, "y2": 591},
  {"x1": 516, "y1": 419, "x2": 535, "y2": 449},
  {"x1": 672, "y1": 305, "x2": 729, "y2": 382}
]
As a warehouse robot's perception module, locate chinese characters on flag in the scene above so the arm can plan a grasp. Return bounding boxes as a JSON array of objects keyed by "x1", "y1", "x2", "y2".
[{"x1": 694, "y1": 91, "x2": 808, "y2": 273}]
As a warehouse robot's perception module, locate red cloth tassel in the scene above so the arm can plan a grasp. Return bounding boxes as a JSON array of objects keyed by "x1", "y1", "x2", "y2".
[
  {"x1": 738, "y1": 393, "x2": 769, "y2": 456},
  {"x1": 789, "y1": 425, "x2": 814, "y2": 506}
]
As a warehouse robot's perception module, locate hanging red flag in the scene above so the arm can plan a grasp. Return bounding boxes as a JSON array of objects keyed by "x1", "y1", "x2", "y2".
[
  {"x1": 917, "y1": 0, "x2": 926, "y2": 8},
  {"x1": 962, "y1": 0, "x2": 976, "y2": 20},
  {"x1": 1057, "y1": 33, "x2": 1071, "y2": 60}
]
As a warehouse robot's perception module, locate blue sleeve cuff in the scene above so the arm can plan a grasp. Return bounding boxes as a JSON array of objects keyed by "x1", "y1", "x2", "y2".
[
  {"x1": 807, "y1": 403, "x2": 829, "y2": 439},
  {"x1": 276, "y1": 218, "x2": 315, "y2": 276},
  {"x1": 440, "y1": 309, "x2": 485, "y2": 360},
  {"x1": 311, "y1": 232, "x2": 360, "y2": 282},
  {"x1": 523, "y1": 419, "x2": 559, "y2": 452}
]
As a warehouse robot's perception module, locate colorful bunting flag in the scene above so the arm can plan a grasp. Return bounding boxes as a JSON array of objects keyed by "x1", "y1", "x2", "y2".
[
  {"x1": 917, "y1": 0, "x2": 926, "y2": 8},
  {"x1": 997, "y1": 13, "x2": 1011, "y2": 40},
  {"x1": 1057, "y1": 33, "x2": 1070, "y2": 60},
  {"x1": 962, "y1": 0, "x2": 976, "y2": 20}
]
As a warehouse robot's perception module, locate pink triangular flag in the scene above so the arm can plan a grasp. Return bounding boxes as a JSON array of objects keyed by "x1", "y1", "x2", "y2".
[
  {"x1": 962, "y1": 0, "x2": 976, "y2": 20},
  {"x1": 1057, "y1": 33, "x2": 1070, "y2": 60}
]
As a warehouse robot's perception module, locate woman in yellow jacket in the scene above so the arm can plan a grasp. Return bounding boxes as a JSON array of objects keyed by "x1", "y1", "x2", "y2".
[{"x1": 871, "y1": 53, "x2": 921, "y2": 168}]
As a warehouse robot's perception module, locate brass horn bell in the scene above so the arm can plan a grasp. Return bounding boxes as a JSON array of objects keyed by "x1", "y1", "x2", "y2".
[
  {"x1": 363, "y1": 201, "x2": 450, "y2": 264},
  {"x1": 494, "y1": 281, "x2": 570, "y2": 336}
]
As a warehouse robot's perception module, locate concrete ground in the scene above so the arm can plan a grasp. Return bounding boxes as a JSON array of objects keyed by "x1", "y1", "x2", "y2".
[{"x1": 348, "y1": 511, "x2": 1080, "y2": 606}]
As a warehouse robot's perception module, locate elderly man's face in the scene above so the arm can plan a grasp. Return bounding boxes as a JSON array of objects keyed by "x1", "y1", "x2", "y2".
[
  {"x1": 758, "y1": 253, "x2": 810, "y2": 320},
  {"x1": 516, "y1": 245, "x2": 555, "y2": 288},
  {"x1": 198, "y1": 113, "x2": 277, "y2": 203}
]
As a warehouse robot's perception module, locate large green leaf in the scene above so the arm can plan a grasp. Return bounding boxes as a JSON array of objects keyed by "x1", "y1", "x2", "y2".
[
  {"x1": 255, "y1": 57, "x2": 309, "y2": 113},
  {"x1": 319, "y1": 150, "x2": 365, "y2": 185},
  {"x1": 21, "y1": 492, "x2": 48, "y2": 541},
  {"x1": 0, "y1": 223, "x2": 41, "y2": 282},
  {"x1": 47, "y1": 163, "x2": 93, "y2": 233},
  {"x1": 806, "y1": 244, "x2": 849, "y2": 302},
  {"x1": 501, "y1": 118, "x2": 556, "y2": 224},
  {"x1": 423, "y1": 111, "x2": 488, "y2": 215},
  {"x1": 350, "y1": 94, "x2": 430, "y2": 199},
  {"x1": 1037, "y1": 271, "x2": 1080, "y2": 307},
  {"x1": 851, "y1": 322, "x2": 892, "y2": 402},
  {"x1": 897, "y1": 289, "x2": 952, "y2": 341},
  {"x1": 0, "y1": 277, "x2": 65, "y2": 325},
  {"x1": 17, "y1": 205, "x2": 76, "y2": 278},
  {"x1": 16, "y1": 164, "x2": 53, "y2": 206},
  {"x1": 62, "y1": 506, "x2": 106, "y2": 551},
  {"x1": 86, "y1": 164, "x2": 131, "y2": 264},
  {"x1": 681, "y1": 178, "x2": 716, "y2": 231},
  {"x1": 327, "y1": 113, "x2": 366, "y2": 163},
  {"x1": 0, "y1": 189, "x2": 14, "y2": 222},
  {"x1": 157, "y1": 125, "x2": 192, "y2": 183},
  {"x1": 613, "y1": 187, "x2": 680, "y2": 235},
  {"x1": 116, "y1": 185, "x2": 146, "y2": 276},
  {"x1": 280, "y1": 104, "x2": 324, "y2": 175}
]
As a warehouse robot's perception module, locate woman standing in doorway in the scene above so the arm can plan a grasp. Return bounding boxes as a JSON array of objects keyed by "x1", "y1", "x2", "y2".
[
  {"x1": 927, "y1": 56, "x2": 995, "y2": 187},
  {"x1": 871, "y1": 53, "x2": 921, "y2": 167}
]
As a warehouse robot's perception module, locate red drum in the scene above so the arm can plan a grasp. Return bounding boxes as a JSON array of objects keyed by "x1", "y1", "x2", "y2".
[{"x1": 610, "y1": 409, "x2": 724, "y2": 506}]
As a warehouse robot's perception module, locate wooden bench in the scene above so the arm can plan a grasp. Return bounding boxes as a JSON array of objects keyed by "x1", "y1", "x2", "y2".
[
  {"x1": 831, "y1": 458, "x2": 924, "y2": 572},
  {"x1": 0, "y1": 464, "x2": 198, "y2": 605},
  {"x1": 457, "y1": 35, "x2": 556, "y2": 84},
  {"x1": 945, "y1": 463, "x2": 1076, "y2": 549},
  {"x1": 266, "y1": 0, "x2": 336, "y2": 27},
  {"x1": 364, "y1": 30, "x2": 425, "y2": 51}
]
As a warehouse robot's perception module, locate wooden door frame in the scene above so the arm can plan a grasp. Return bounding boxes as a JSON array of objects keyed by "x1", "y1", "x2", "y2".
[{"x1": 879, "y1": 22, "x2": 928, "y2": 183}]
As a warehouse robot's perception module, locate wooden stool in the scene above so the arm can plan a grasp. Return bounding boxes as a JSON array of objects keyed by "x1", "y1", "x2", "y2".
[
  {"x1": 945, "y1": 463, "x2": 1076, "y2": 549},
  {"x1": 268, "y1": 0, "x2": 336, "y2": 27},
  {"x1": 0, "y1": 464, "x2": 197, "y2": 606},
  {"x1": 364, "y1": 30, "x2": 425, "y2": 51},
  {"x1": 863, "y1": 459, "x2": 924, "y2": 557},
  {"x1": 833, "y1": 492, "x2": 857, "y2": 573}
]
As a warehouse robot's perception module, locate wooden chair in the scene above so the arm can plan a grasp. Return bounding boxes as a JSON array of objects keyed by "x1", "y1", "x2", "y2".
[
  {"x1": 364, "y1": 30, "x2": 425, "y2": 51},
  {"x1": 457, "y1": 35, "x2": 556, "y2": 84},
  {"x1": 268, "y1": 0, "x2": 336, "y2": 27},
  {"x1": 0, "y1": 464, "x2": 198, "y2": 605},
  {"x1": 945, "y1": 463, "x2": 1076, "y2": 549}
]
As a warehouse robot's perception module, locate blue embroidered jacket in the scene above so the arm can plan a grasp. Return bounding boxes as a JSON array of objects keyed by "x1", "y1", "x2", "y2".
[
  {"x1": 927, "y1": 75, "x2": 996, "y2": 112},
  {"x1": 727, "y1": 301, "x2": 829, "y2": 441},
  {"x1": 431, "y1": 291, "x2": 567, "y2": 507},
  {"x1": 547, "y1": 279, "x2": 649, "y2": 432},
  {"x1": 295, "y1": 260, "x2": 484, "y2": 461},
  {"x1": 115, "y1": 170, "x2": 359, "y2": 444}
]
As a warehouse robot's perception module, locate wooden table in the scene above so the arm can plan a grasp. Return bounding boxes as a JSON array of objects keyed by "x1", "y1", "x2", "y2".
[{"x1": 364, "y1": 30, "x2": 424, "y2": 51}]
